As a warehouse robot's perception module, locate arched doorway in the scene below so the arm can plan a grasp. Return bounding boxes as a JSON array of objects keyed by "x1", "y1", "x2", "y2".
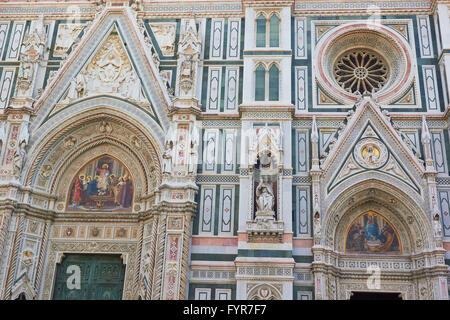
[{"x1": 312, "y1": 180, "x2": 447, "y2": 300}]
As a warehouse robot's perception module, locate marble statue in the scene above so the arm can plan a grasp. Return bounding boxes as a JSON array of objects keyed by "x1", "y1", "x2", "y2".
[
  {"x1": 162, "y1": 141, "x2": 174, "y2": 174},
  {"x1": 255, "y1": 181, "x2": 275, "y2": 213}
]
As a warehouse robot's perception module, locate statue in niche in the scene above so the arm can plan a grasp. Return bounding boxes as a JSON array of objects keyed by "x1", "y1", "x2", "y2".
[
  {"x1": 179, "y1": 56, "x2": 193, "y2": 94},
  {"x1": 160, "y1": 70, "x2": 170, "y2": 89},
  {"x1": 253, "y1": 150, "x2": 278, "y2": 219},
  {"x1": 162, "y1": 141, "x2": 174, "y2": 174},
  {"x1": 188, "y1": 127, "x2": 199, "y2": 174},
  {"x1": 13, "y1": 122, "x2": 29, "y2": 176},
  {"x1": 14, "y1": 140, "x2": 26, "y2": 176},
  {"x1": 16, "y1": 57, "x2": 34, "y2": 98},
  {"x1": 433, "y1": 214, "x2": 442, "y2": 237},
  {"x1": 255, "y1": 180, "x2": 275, "y2": 213},
  {"x1": 15, "y1": 17, "x2": 45, "y2": 99},
  {"x1": 313, "y1": 211, "x2": 321, "y2": 243}
]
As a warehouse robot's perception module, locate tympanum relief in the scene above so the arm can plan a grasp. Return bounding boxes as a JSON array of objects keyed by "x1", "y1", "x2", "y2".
[{"x1": 60, "y1": 31, "x2": 148, "y2": 105}]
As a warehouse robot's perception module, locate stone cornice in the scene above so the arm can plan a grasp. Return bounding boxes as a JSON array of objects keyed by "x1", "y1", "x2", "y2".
[{"x1": 0, "y1": 1, "x2": 440, "y2": 19}]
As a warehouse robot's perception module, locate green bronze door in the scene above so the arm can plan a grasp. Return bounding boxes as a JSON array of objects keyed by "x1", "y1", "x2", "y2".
[{"x1": 52, "y1": 254, "x2": 126, "y2": 300}]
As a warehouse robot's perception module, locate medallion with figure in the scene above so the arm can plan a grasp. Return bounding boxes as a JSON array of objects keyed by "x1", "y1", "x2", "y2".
[{"x1": 67, "y1": 156, "x2": 134, "y2": 212}]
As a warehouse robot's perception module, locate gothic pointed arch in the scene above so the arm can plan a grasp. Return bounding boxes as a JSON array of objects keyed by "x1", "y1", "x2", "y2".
[
  {"x1": 323, "y1": 179, "x2": 433, "y2": 254},
  {"x1": 23, "y1": 103, "x2": 162, "y2": 213},
  {"x1": 31, "y1": 7, "x2": 171, "y2": 135}
]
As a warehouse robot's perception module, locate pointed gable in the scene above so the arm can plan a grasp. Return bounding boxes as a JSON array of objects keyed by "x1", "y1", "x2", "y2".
[
  {"x1": 328, "y1": 122, "x2": 420, "y2": 193},
  {"x1": 31, "y1": 7, "x2": 171, "y2": 137},
  {"x1": 322, "y1": 97, "x2": 425, "y2": 196},
  {"x1": 51, "y1": 27, "x2": 154, "y2": 116}
]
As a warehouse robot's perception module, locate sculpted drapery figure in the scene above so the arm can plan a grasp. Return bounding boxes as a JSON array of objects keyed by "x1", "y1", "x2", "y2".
[
  {"x1": 188, "y1": 126, "x2": 199, "y2": 174},
  {"x1": 162, "y1": 141, "x2": 174, "y2": 174},
  {"x1": 13, "y1": 141, "x2": 26, "y2": 176},
  {"x1": 255, "y1": 180, "x2": 275, "y2": 213},
  {"x1": 162, "y1": 125, "x2": 175, "y2": 174},
  {"x1": 13, "y1": 122, "x2": 29, "y2": 176},
  {"x1": 176, "y1": 18, "x2": 201, "y2": 98},
  {"x1": 15, "y1": 18, "x2": 45, "y2": 99}
]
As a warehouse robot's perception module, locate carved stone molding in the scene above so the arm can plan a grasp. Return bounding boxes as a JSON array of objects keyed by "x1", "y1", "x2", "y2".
[
  {"x1": 247, "y1": 282, "x2": 283, "y2": 300},
  {"x1": 340, "y1": 281, "x2": 413, "y2": 300}
]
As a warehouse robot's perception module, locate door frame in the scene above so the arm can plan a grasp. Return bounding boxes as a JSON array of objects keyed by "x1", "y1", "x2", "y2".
[
  {"x1": 40, "y1": 240, "x2": 139, "y2": 300},
  {"x1": 52, "y1": 252, "x2": 127, "y2": 300}
]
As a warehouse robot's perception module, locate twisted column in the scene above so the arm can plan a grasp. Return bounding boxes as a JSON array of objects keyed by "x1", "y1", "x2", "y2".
[{"x1": 3, "y1": 214, "x2": 24, "y2": 299}]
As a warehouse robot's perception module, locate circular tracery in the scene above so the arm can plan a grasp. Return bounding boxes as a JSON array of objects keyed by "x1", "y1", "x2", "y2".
[
  {"x1": 334, "y1": 50, "x2": 389, "y2": 95},
  {"x1": 315, "y1": 24, "x2": 414, "y2": 105}
]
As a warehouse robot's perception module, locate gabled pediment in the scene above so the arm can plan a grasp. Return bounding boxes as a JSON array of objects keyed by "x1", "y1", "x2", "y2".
[
  {"x1": 322, "y1": 98, "x2": 425, "y2": 195},
  {"x1": 32, "y1": 7, "x2": 171, "y2": 134},
  {"x1": 51, "y1": 27, "x2": 153, "y2": 116},
  {"x1": 328, "y1": 123, "x2": 420, "y2": 193}
]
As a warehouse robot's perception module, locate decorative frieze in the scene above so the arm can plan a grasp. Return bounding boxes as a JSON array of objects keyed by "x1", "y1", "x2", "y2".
[
  {"x1": 422, "y1": 65, "x2": 441, "y2": 112},
  {"x1": 430, "y1": 131, "x2": 447, "y2": 174},
  {"x1": 438, "y1": 190, "x2": 450, "y2": 238},
  {"x1": 191, "y1": 269, "x2": 235, "y2": 282},
  {"x1": 199, "y1": 186, "x2": 216, "y2": 234},
  {"x1": 196, "y1": 175, "x2": 239, "y2": 184},
  {"x1": 222, "y1": 129, "x2": 236, "y2": 172},
  {"x1": 5, "y1": 21, "x2": 25, "y2": 61},
  {"x1": 296, "y1": 187, "x2": 311, "y2": 236},
  {"x1": 296, "y1": 130, "x2": 308, "y2": 172},
  {"x1": 295, "y1": 67, "x2": 307, "y2": 112},
  {"x1": 0, "y1": 22, "x2": 9, "y2": 57},
  {"x1": 237, "y1": 266, "x2": 293, "y2": 279},
  {"x1": 0, "y1": 69, "x2": 15, "y2": 109},
  {"x1": 295, "y1": 18, "x2": 307, "y2": 59},
  {"x1": 218, "y1": 186, "x2": 234, "y2": 235},
  {"x1": 294, "y1": 270, "x2": 313, "y2": 282},
  {"x1": 224, "y1": 67, "x2": 239, "y2": 112},
  {"x1": 210, "y1": 19, "x2": 224, "y2": 59},
  {"x1": 417, "y1": 16, "x2": 434, "y2": 58},
  {"x1": 50, "y1": 224, "x2": 140, "y2": 241},
  {"x1": 227, "y1": 19, "x2": 240, "y2": 59},
  {"x1": 203, "y1": 129, "x2": 219, "y2": 172},
  {"x1": 206, "y1": 68, "x2": 222, "y2": 112}
]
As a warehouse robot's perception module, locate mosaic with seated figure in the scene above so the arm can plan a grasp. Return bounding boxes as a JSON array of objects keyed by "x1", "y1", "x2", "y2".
[
  {"x1": 67, "y1": 156, "x2": 133, "y2": 212},
  {"x1": 345, "y1": 211, "x2": 401, "y2": 254}
]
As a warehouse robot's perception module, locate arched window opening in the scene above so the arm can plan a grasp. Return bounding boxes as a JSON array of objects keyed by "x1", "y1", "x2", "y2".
[
  {"x1": 269, "y1": 14, "x2": 280, "y2": 47},
  {"x1": 255, "y1": 64, "x2": 266, "y2": 101},
  {"x1": 268, "y1": 64, "x2": 279, "y2": 101},
  {"x1": 256, "y1": 14, "x2": 267, "y2": 48}
]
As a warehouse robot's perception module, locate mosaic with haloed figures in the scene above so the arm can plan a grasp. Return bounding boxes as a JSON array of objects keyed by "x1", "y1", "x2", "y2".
[
  {"x1": 345, "y1": 211, "x2": 401, "y2": 254},
  {"x1": 67, "y1": 156, "x2": 133, "y2": 212}
]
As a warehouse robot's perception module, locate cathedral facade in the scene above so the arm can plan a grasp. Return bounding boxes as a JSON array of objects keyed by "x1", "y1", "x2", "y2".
[{"x1": 0, "y1": 0, "x2": 449, "y2": 300}]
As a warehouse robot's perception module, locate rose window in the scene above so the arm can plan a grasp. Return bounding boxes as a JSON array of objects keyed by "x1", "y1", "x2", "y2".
[{"x1": 334, "y1": 50, "x2": 389, "y2": 95}]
